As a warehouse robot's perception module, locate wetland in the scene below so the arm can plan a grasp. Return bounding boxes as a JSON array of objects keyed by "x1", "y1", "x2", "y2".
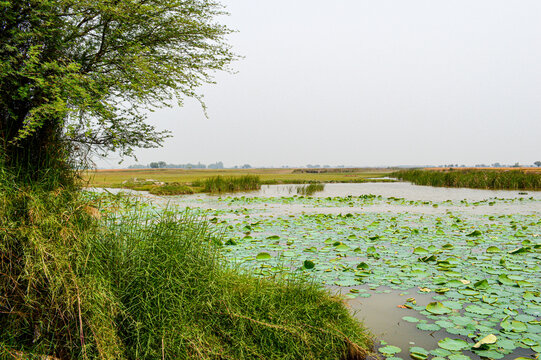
[{"x1": 100, "y1": 181, "x2": 541, "y2": 360}]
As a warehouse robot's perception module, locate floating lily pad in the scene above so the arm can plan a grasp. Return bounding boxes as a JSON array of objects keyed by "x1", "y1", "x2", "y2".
[
  {"x1": 438, "y1": 338, "x2": 470, "y2": 351},
  {"x1": 256, "y1": 252, "x2": 271, "y2": 261},
  {"x1": 379, "y1": 345, "x2": 401, "y2": 355},
  {"x1": 426, "y1": 302, "x2": 452, "y2": 315}
]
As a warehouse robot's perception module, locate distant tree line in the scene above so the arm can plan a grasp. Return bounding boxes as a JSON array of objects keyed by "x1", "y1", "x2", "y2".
[{"x1": 128, "y1": 161, "x2": 254, "y2": 169}]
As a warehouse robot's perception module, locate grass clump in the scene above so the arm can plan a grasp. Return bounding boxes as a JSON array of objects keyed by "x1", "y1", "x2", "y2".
[
  {"x1": 148, "y1": 182, "x2": 195, "y2": 195},
  {"x1": 392, "y1": 169, "x2": 541, "y2": 190},
  {"x1": 202, "y1": 175, "x2": 261, "y2": 193},
  {"x1": 101, "y1": 209, "x2": 371, "y2": 359},
  {"x1": 297, "y1": 183, "x2": 326, "y2": 196},
  {"x1": 0, "y1": 180, "x2": 123, "y2": 359}
]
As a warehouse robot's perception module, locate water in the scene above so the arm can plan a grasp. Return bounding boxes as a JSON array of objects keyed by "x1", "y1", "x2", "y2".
[
  {"x1": 92, "y1": 182, "x2": 541, "y2": 359},
  {"x1": 95, "y1": 182, "x2": 541, "y2": 215}
]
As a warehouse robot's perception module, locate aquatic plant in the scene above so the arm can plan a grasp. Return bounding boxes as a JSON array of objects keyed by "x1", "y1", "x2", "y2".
[
  {"x1": 296, "y1": 183, "x2": 326, "y2": 196},
  {"x1": 214, "y1": 194, "x2": 541, "y2": 360},
  {"x1": 148, "y1": 182, "x2": 194, "y2": 195},
  {"x1": 392, "y1": 169, "x2": 541, "y2": 190},
  {"x1": 202, "y1": 175, "x2": 261, "y2": 193}
]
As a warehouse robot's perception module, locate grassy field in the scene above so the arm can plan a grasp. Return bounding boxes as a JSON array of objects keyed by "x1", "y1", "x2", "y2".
[
  {"x1": 84, "y1": 168, "x2": 394, "y2": 188},
  {"x1": 392, "y1": 168, "x2": 541, "y2": 190}
]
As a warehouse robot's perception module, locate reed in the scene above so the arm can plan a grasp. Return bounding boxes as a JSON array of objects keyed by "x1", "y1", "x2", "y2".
[
  {"x1": 297, "y1": 183, "x2": 326, "y2": 196},
  {"x1": 202, "y1": 175, "x2": 261, "y2": 193},
  {"x1": 391, "y1": 169, "x2": 541, "y2": 190}
]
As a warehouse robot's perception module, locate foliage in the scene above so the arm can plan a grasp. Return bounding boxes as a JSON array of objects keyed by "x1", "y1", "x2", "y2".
[
  {"x1": 85, "y1": 168, "x2": 393, "y2": 188},
  {"x1": 296, "y1": 183, "x2": 325, "y2": 196},
  {"x1": 148, "y1": 183, "x2": 194, "y2": 195},
  {"x1": 0, "y1": 177, "x2": 122, "y2": 359},
  {"x1": 103, "y1": 208, "x2": 371, "y2": 359},
  {"x1": 0, "y1": 0, "x2": 235, "y2": 175},
  {"x1": 202, "y1": 175, "x2": 261, "y2": 193},
  {"x1": 0, "y1": 175, "x2": 371, "y2": 359},
  {"x1": 392, "y1": 169, "x2": 541, "y2": 190}
]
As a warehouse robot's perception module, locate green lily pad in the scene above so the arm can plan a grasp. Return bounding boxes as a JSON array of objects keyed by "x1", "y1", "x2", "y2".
[
  {"x1": 402, "y1": 316, "x2": 419, "y2": 323},
  {"x1": 438, "y1": 338, "x2": 470, "y2": 351},
  {"x1": 256, "y1": 252, "x2": 272, "y2": 260},
  {"x1": 417, "y1": 322, "x2": 441, "y2": 331},
  {"x1": 426, "y1": 302, "x2": 451, "y2": 315},
  {"x1": 379, "y1": 345, "x2": 401, "y2": 355}
]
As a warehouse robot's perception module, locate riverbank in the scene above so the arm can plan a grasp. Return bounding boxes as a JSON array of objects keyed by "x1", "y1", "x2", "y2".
[{"x1": 0, "y1": 175, "x2": 372, "y2": 359}]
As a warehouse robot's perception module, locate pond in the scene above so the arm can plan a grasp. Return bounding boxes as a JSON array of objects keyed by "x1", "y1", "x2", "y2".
[{"x1": 96, "y1": 182, "x2": 541, "y2": 360}]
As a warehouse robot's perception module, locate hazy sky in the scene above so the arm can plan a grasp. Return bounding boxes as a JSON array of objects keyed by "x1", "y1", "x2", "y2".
[{"x1": 98, "y1": 0, "x2": 541, "y2": 168}]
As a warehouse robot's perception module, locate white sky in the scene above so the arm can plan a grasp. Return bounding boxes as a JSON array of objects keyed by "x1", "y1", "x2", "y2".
[{"x1": 98, "y1": 0, "x2": 541, "y2": 168}]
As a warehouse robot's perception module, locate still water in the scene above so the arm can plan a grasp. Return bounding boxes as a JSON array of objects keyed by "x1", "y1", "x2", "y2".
[
  {"x1": 94, "y1": 182, "x2": 540, "y2": 359},
  {"x1": 97, "y1": 182, "x2": 541, "y2": 216}
]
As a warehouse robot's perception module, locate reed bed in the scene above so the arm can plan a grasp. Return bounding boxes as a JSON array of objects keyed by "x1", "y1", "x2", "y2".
[
  {"x1": 392, "y1": 169, "x2": 541, "y2": 190},
  {"x1": 202, "y1": 175, "x2": 261, "y2": 193},
  {"x1": 297, "y1": 183, "x2": 326, "y2": 196}
]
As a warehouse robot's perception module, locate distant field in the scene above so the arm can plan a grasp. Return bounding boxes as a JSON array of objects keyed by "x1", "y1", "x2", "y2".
[{"x1": 84, "y1": 168, "x2": 394, "y2": 187}]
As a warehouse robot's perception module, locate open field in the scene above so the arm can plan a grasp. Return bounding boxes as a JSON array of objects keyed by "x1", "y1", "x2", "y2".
[{"x1": 84, "y1": 168, "x2": 394, "y2": 188}]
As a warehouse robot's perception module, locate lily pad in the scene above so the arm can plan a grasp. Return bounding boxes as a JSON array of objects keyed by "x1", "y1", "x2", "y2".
[
  {"x1": 426, "y1": 302, "x2": 452, "y2": 315},
  {"x1": 256, "y1": 252, "x2": 272, "y2": 261}
]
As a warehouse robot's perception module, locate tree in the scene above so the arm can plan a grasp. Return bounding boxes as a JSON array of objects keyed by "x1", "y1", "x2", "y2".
[
  {"x1": 534, "y1": 161, "x2": 541, "y2": 167},
  {"x1": 0, "y1": 0, "x2": 235, "y2": 180}
]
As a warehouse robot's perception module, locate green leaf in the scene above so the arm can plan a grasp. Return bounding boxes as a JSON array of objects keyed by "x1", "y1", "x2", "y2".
[
  {"x1": 378, "y1": 345, "x2": 401, "y2": 355},
  {"x1": 500, "y1": 319, "x2": 528, "y2": 332},
  {"x1": 402, "y1": 316, "x2": 419, "y2": 323},
  {"x1": 438, "y1": 338, "x2": 470, "y2": 351},
  {"x1": 416, "y1": 323, "x2": 441, "y2": 331},
  {"x1": 256, "y1": 252, "x2": 271, "y2": 261},
  {"x1": 426, "y1": 302, "x2": 452, "y2": 315},
  {"x1": 465, "y1": 304, "x2": 494, "y2": 315}
]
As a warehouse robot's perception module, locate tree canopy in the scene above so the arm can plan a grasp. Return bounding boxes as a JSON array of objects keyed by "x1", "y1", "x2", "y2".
[{"x1": 0, "y1": 0, "x2": 235, "y2": 177}]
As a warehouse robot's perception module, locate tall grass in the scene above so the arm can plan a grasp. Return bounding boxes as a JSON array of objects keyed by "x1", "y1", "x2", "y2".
[
  {"x1": 392, "y1": 169, "x2": 541, "y2": 190},
  {"x1": 0, "y1": 171, "x2": 371, "y2": 359},
  {"x1": 297, "y1": 183, "x2": 326, "y2": 196},
  {"x1": 202, "y1": 175, "x2": 261, "y2": 193}
]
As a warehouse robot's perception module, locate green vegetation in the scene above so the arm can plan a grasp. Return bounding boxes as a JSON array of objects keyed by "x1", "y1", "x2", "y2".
[
  {"x1": 297, "y1": 183, "x2": 326, "y2": 196},
  {"x1": 210, "y1": 194, "x2": 541, "y2": 360},
  {"x1": 392, "y1": 169, "x2": 541, "y2": 190},
  {"x1": 0, "y1": 175, "x2": 371, "y2": 359},
  {"x1": 202, "y1": 175, "x2": 262, "y2": 193},
  {"x1": 148, "y1": 183, "x2": 195, "y2": 196},
  {"x1": 86, "y1": 168, "x2": 394, "y2": 190},
  {"x1": 1, "y1": 0, "x2": 235, "y2": 177},
  {"x1": 2, "y1": 1, "x2": 373, "y2": 358}
]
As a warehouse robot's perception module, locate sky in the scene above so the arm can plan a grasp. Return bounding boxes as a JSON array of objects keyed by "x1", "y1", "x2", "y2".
[{"x1": 97, "y1": 0, "x2": 541, "y2": 168}]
